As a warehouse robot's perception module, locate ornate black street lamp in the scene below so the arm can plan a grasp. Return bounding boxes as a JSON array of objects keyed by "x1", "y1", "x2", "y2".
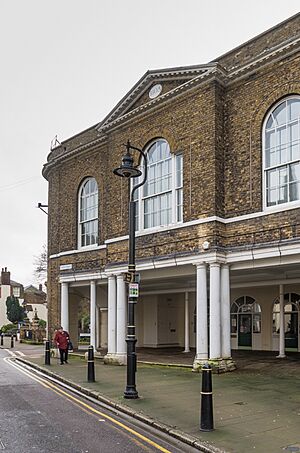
[{"x1": 113, "y1": 140, "x2": 147, "y2": 399}]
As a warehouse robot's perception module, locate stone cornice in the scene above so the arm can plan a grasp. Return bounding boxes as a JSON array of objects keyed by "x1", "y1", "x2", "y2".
[
  {"x1": 98, "y1": 64, "x2": 218, "y2": 127},
  {"x1": 42, "y1": 135, "x2": 107, "y2": 179},
  {"x1": 98, "y1": 67, "x2": 227, "y2": 133},
  {"x1": 227, "y1": 36, "x2": 300, "y2": 83}
]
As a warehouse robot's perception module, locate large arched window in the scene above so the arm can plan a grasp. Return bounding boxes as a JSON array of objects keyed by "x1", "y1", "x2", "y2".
[
  {"x1": 264, "y1": 97, "x2": 300, "y2": 207},
  {"x1": 133, "y1": 139, "x2": 183, "y2": 230},
  {"x1": 78, "y1": 177, "x2": 98, "y2": 248}
]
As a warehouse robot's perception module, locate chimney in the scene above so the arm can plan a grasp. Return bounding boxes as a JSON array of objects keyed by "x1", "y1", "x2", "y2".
[
  {"x1": 39, "y1": 284, "x2": 43, "y2": 292},
  {"x1": 1, "y1": 267, "x2": 11, "y2": 285}
]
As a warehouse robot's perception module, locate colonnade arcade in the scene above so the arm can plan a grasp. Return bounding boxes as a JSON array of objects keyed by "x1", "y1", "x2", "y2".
[
  {"x1": 58, "y1": 259, "x2": 298, "y2": 370},
  {"x1": 59, "y1": 261, "x2": 233, "y2": 369}
]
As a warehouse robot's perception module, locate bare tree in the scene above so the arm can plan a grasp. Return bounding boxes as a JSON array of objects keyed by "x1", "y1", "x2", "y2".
[{"x1": 33, "y1": 244, "x2": 47, "y2": 285}]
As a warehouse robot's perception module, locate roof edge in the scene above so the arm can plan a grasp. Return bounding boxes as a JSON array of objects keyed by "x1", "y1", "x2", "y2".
[{"x1": 211, "y1": 12, "x2": 300, "y2": 64}]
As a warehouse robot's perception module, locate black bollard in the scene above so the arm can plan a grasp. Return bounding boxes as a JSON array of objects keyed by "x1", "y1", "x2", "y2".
[
  {"x1": 1, "y1": 334, "x2": 3, "y2": 346},
  {"x1": 87, "y1": 345, "x2": 95, "y2": 382},
  {"x1": 200, "y1": 363, "x2": 214, "y2": 431},
  {"x1": 45, "y1": 340, "x2": 51, "y2": 365},
  {"x1": 11, "y1": 335, "x2": 14, "y2": 349}
]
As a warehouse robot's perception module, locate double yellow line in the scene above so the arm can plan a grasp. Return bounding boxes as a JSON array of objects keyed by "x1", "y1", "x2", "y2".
[{"x1": 5, "y1": 357, "x2": 171, "y2": 453}]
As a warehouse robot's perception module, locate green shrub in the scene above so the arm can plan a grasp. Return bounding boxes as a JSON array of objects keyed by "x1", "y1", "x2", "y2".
[
  {"x1": 1, "y1": 323, "x2": 17, "y2": 334},
  {"x1": 38, "y1": 319, "x2": 46, "y2": 329},
  {"x1": 6, "y1": 296, "x2": 25, "y2": 323}
]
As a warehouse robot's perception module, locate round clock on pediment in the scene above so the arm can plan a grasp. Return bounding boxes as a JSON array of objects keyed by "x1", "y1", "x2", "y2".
[{"x1": 149, "y1": 83, "x2": 162, "y2": 99}]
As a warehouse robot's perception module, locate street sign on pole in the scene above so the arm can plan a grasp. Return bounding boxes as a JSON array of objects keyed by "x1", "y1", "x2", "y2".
[
  {"x1": 129, "y1": 283, "x2": 139, "y2": 298},
  {"x1": 123, "y1": 272, "x2": 141, "y2": 283},
  {"x1": 123, "y1": 272, "x2": 133, "y2": 283}
]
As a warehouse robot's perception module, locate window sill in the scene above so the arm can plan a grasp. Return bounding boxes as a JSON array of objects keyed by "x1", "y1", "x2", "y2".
[
  {"x1": 78, "y1": 244, "x2": 106, "y2": 251},
  {"x1": 263, "y1": 200, "x2": 300, "y2": 215},
  {"x1": 136, "y1": 221, "x2": 184, "y2": 237}
]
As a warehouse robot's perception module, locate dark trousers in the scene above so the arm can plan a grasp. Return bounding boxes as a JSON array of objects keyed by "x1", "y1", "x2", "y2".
[{"x1": 59, "y1": 348, "x2": 68, "y2": 364}]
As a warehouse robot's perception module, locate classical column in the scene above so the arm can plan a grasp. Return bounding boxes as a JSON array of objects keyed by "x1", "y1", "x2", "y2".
[
  {"x1": 221, "y1": 264, "x2": 231, "y2": 358},
  {"x1": 195, "y1": 263, "x2": 208, "y2": 361},
  {"x1": 60, "y1": 282, "x2": 69, "y2": 332},
  {"x1": 116, "y1": 274, "x2": 127, "y2": 362},
  {"x1": 183, "y1": 291, "x2": 190, "y2": 353},
  {"x1": 209, "y1": 262, "x2": 221, "y2": 360},
  {"x1": 90, "y1": 280, "x2": 96, "y2": 349},
  {"x1": 277, "y1": 284, "x2": 286, "y2": 358},
  {"x1": 96, "y1": 306, "x2": 100, "y2": 349},
  {"x1": 107, "y1": 275, "x2": 116, "y2": 355}
]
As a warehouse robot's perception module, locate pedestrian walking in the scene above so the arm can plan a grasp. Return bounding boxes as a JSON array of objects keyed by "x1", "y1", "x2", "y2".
[{"x1": 54, "y1": 326, "x2": 70, "y2": 365}]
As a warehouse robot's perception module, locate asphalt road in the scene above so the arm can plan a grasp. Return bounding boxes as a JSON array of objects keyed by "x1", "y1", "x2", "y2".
[{"x1": 0, "y1": 349, "x2": 198, "y2": 453}]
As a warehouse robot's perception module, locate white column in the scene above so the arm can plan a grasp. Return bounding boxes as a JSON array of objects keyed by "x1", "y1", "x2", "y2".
[
  {"x1": 60, "y1": 282, "x2": 69, "y2": 332},
  {"x1": 96, "y1": 306, "x2": 100, "y2": 348},
  {"x1": 221, "y1": 264, "x2": 231, "y2": 358},
  {"x1": 184, "y1": 291, "x2": 190, "y2": 353},
  {"x1": 107, "y1": 275, "x2": 116, "y2": 354},
  {"x1": 209, "y1": 262, "x2": 221, "y2": 360},
  {"x1": 277, "y1": 284, "x2": 286, "y2": 358},
  {"x1": 195, "y1": 263, "x2": 208, "y2": 360},
  {"x1": 116, "y1": 274, "x2": 126, "y2": 359},
  {"x1": 90, "y1": 280, "x2": 96, "y2": 349}
]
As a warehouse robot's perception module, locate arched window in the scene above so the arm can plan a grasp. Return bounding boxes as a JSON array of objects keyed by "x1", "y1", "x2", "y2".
[
  {"x1": 264, "y1": 97, "x2": 300, "y2": 207},
  {"x1": 230, "y1": 296, "x2": 261, "y2": 335},
  {"x1": 133, "y1": 139, "x2": 183, "y2": 230},
  {"x1": 78, "y1": 177, "x2": 98, "y2": 248}
]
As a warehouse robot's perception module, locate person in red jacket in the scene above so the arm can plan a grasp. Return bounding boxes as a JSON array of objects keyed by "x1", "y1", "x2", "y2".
[{"x1": 54, "y1": 326, "x2": 70, "y2": 365}]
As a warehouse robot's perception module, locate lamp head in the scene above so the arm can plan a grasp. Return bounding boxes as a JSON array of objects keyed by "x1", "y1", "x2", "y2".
[{"x1": 113, "y1": 149, "x2": 142, "y2": 178}]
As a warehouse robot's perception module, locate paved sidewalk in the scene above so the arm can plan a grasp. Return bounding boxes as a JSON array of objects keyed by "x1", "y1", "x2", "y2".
[{"x1": 11, "y1": 345, "x2": 300, "y2": 453}]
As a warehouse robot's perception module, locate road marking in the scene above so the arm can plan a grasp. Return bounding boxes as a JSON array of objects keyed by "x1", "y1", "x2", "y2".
[
  {"x1": 4, "y1": 358, "x2": 172, "y2": 453},
  {"x1": 15, "y1": 351, "x2": 25, "y2": 356}
]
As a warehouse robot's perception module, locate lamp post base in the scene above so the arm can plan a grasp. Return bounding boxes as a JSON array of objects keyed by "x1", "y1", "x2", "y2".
[{"x1": 124, "y1": 387, "x2": 139, "y2": 399}]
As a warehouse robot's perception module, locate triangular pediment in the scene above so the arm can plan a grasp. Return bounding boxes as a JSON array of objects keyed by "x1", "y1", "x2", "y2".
[{"x1": 97, "y1": 64, "x2": 217, "y2": 130}]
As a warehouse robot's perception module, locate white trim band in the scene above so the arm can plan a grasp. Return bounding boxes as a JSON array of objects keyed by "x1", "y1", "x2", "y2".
[{"x1": 50, "y1": 203, "x2": 300, "y2": 257}]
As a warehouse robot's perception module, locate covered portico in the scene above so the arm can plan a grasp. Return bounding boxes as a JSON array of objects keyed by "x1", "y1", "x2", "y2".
[
  {"x1": 57, "y1": 242, "x2": 300, "y2": 371},
  {"x1": 57, "y1": 254, "x2": 233, "y2": 370}
]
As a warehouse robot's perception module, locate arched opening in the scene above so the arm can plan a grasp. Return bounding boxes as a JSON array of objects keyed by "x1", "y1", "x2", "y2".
[
  {"x1": 133, "y1": 138, "x2": 183, "y2": 230},
  {"x1": 273, "y1": 293, "x2": 299, "y2": 350},
  {"x1": 78, "y1": 177, "x2": 98, "y2": 248},
  {"x1": 231, "y1": 296, "x2": 261, "y2": 349},
  {"x1": 263, "y1": 96, "x2": 300, "y2": 209}
]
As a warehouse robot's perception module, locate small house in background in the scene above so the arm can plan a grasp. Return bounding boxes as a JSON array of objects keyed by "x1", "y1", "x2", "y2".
[
  {"x1": 0, "y1": 267, "x2": 24, "y2": 327},
  {"x1": 23, "y1": 284, "x2": 47, "y2": 325}
]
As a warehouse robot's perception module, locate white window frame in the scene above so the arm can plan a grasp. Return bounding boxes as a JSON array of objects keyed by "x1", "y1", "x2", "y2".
[
  {"x1": 133, "y1": 139, "x2": 183, "y2": 232},
  {"x1": 12, "y1": 286, "x2": 21, "y2": 297},
  {"x1": 263, "y1": 95, "x2": 300, "y2": 212},
  {"x1": 78, "y1": 177, "x2": 99, "y2": 249}
]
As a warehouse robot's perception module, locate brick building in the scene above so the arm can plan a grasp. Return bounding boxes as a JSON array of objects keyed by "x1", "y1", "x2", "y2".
[{"x1": 43, "y1": 14, "x2": 300, "y2": 370}]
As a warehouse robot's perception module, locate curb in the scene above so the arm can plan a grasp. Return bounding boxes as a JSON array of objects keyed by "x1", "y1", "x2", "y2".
[{"x1": 15, "y1": 357, "x2": 225, "y2": 453}]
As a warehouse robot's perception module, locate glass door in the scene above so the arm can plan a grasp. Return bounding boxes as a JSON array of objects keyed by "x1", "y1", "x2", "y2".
[
  {"x1": 285, "y1": 311, "x2": 298, "y2": 349},
  {"x1": 238, "y1": 314, "x2": 252, "y2": 347}
]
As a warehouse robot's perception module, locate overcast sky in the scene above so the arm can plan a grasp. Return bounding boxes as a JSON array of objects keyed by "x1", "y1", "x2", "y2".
[{"x1": 0, "y1": 1, "x2": 299, "y2": 286}]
